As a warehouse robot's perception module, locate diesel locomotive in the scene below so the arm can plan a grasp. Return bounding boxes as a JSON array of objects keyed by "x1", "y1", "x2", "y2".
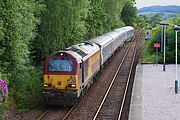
[{"x1": 43, "y1": 26, "x2": 134, "y2": 105}]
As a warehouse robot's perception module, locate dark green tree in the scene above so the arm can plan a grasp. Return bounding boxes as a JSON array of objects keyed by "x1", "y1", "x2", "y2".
[
  {"x1": 142, "y1": 16, "x2": 180, "y2": 64},
  {"x1": 0, "y1": 0, "x2": 43, "y2": 111},
  {"x1": 33, "y1": 0, "x2": 89, "y2": 64},
  {"x1": 166, "y1": 17, "x2": 180, "y2": 63},
  {"x1": 121, "y1": 0, "x2": 137, "y2": 26},
  {"x1": 103, "y1": 0, "x2": 126, "y2": 31},
  {"x1": 86, "y1": 0, "x2": 107, "y2": 38}
]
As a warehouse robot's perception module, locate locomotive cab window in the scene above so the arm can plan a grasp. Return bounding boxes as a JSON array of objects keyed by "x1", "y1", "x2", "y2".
[{"x1": 48, "y1": 59, "x2": 73, "y2": 72}]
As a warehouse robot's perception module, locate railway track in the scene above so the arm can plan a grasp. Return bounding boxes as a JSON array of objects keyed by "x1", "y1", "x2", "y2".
[
  {"x1": 64, "y1": 30, "x2": 141, "y2": 120},
  {"x1": 36, "y1": 106, "x2": 70, "y2": 120},
  {"x1": 36, "y1": 30, "x2": 141, "y2": 120},
  {"x1": 93, "y1": 31, "x2": 140, "y2": 120}
]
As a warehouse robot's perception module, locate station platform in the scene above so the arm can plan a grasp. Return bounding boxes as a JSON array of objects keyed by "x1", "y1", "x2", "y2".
[{"x1": 129, "y1": 64, "x2": 180, "y2": 120}]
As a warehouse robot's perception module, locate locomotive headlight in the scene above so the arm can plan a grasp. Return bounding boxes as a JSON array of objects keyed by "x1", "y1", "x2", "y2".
[
  {"x1": 71, "y1": 84, "x2": 76, "y2": 88},
  {"x1": 67, "y1": 76, "x2": 76, "y2": 88},
  {"x1": 43, "y1": 83, "x2": 51, "y2": 87},
  {"x1": 68, "y1": 84, "x2": 76, "y2": 88},
  {"x1": 60, "y1": 53, "x2": 63, "y2": 56}
]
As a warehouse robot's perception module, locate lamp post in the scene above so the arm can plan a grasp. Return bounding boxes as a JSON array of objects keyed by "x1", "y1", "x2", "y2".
[
  {"x1": 161, "y1": 25, "x2": 163, "y2": 52},
  {"x1": 174, "y1": 26, "x2": 180, "y2": 94},
  {"x1": 160, "y1": 22, "x2": 169, "y2": 71}
]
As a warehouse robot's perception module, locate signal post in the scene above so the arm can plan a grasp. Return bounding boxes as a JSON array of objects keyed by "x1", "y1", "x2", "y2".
[{"x1": 154, "y1": 43, "x2": 160, "y2": 65}]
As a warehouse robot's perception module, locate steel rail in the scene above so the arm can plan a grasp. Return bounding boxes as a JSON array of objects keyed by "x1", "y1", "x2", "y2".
[
  {"x1": 37, "y1": 105, "x2": 74, "y2": 120},
  {"x1": 118, "y1": 31, "x2": 140, "y2": 120},
  {"x1": 62, "y1": 104, "x2": 76, "y2": 120},
  {"x1": 37, "y1": 108, "x2": 49, "y2": 120},
  {"x1": 93, "y1": 37, "x2": 136, "y2": 120},
  {"x1": 37, "y1": 31, "x2": 140, "y2": 120}
]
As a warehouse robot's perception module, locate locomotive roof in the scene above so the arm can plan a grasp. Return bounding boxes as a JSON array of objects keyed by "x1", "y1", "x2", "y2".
[
  {"x1": 68, "y1": 42, "x2": 100, "y2": 60},
  {"x1": 48, "y1": 42, "x2": 100, "y2": 63},
  {"x1": 51, "y1": 50, "x2": 82, "y2": 63},
  {"x1": 72, "y1": 42, "x2": 99, "y2": 53}
]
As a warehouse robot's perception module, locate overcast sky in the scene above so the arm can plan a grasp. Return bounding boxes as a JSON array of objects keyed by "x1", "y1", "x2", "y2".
[{"x1": 135, "y1": 0, "x2": 180, "y2": 8}]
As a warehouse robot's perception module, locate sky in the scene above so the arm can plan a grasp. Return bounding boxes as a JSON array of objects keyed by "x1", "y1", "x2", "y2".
[{"x1": 135, "y1": 0, "x2": 180, "y2": 9}]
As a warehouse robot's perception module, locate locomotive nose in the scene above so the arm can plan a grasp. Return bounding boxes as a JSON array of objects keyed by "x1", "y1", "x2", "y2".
[
  {"x1": 43, "y1": 75, "x2": 78, "y2": 90},
  {"x1": 67, "y1": 75, "x2": 77, "y2": 88}
]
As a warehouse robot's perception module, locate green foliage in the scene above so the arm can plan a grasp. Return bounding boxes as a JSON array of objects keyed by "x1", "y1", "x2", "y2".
[
  {"x1": 0, "y1": 0, "x2": 137, "y2": 115},
  {"x1": 33, "y1": 0, "x2": 89, "y2": 63},
  {"x1": 0, "y1": 101, "x2": 8, "y2": 119},
  {"x1": 121, "y1": 0, "x2": 136, "y2": 26},
  {"x1": 103, "y1": 0, "x2": 126, "y2": 31},
  {"x1": 86, "y1": 0, "x2": 107, "y2": 38},
  {"x1": 165, "y1": 17, "x2": 180, "y2": 63},
  {"x1": 0, "y1": 0, "x2": 44, "y2": 112},
  {"x1": 142, "y1": 17, "x2": 180, "y2": 63},
  {"x1": 142, "y1": 40, "x2": 155, "y2": 63},
  {"x1": 142, "y1": 26, "x2": 161, "y2": 63},
  {"x1": 0, "y1": 13, "x2": 4, "y2": 57},
  {"x1": 33, "y1": 0, "x2": 137, "y2": 64},
  {"x1": 135, "y1": 13, "x2": 162, "y2": 30},
  {"x1": 14, "y1": 67, "x2": 43, "y2": 112}
]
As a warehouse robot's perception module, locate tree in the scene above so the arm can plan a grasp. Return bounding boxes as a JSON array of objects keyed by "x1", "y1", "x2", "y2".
[
  {"x1": 0, "y1": 0, "x2": 43, "y2": 111},
  {"x1": 85, "y1": 0, "x2": 107, "y2": 38},
  {"x1": 33, "y1": 0, "x2": 89, "y2": 64},
  {"x1": 121, "y1": 0, "x2": 137, "y2": 26},
  {"x1": 142, "y1": 16, "x2": 180, "y2": 64},
  {"x1": 103, "y1": 0, "x2": 126, "y2": 31}
]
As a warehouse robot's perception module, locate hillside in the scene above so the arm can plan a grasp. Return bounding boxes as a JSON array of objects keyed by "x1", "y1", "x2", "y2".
[
  {"x1": 137, "y1": 5, "x2": 180, "y2": 19},
  {"x1": 138, "y1": 5, "x2": 180, "y2": 13}
]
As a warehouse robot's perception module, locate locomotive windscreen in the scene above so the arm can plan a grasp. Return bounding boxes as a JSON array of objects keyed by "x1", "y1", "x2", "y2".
[{"x1": 48, "y1": 59, "x2": 73, "y2": 72}]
